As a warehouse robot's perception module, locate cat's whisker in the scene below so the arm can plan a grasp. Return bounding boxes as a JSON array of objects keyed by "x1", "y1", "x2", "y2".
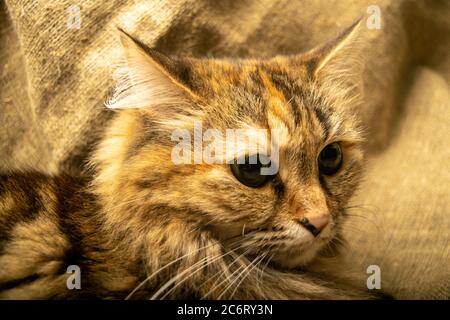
[
  {"x1": 344, "y1": 204, "x2": 380, "y2": 219},
  {"x1": 164, "y1": 241, "x2": 253, "y2": 300},
  {"x1": 150, "y1": 252, "x2": 223, "y2": 300},
  {"x1": 125, "y1": 241, "x2": 218, "y2": 299},
  {"x1": 342, "y1": 205, "x2": 383, "y2": 233},
  {"x1": 214, "y1": 257, "x2": 252, "y2": 300},
  {"x1": 327, "y1": 235, "x2": 348, "y2": 250},
  {"x1": 227, "y1": 231, "x2": 279, "y2": 251},
  {"x1": 258, "y1": 252, "x2": 276, "y2": 283},
  {"x1": 201, "y1": 246, "x2": 254, "y2": 299},
  {"x1": 203, "y1": 233, "x2": 274, "y2": 299},
  {"x1": 219, "y1": 252, "x2": 267, "y2": 300},
  {"x1": 158, "y1": 252, "x2": 226, "y2": 300},
  {"x1": 345, "y1": 203, "x2": 379, "y2": 211},
  {"x1": 344, "y1": 211, "x2": 378, "y2": 223},
  {"x1": 343, "y1": 217, "x2": 382, "y2": 234},
  {"x1": 252, "y1": 242, "x2": 279, "y2": 289},
  {"x1": 228, "y1": 252, "x2": 269, "y2": 299},
  {"x1": 151, "y1": 244, "x2": 248, "y2": 300}
]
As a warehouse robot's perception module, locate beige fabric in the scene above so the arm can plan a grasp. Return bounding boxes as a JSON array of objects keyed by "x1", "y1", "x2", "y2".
[
  {"x1": 0, "y1": 0, "x2": 448, "y2": 298},
  {"x1": 345, "y1": 68, "x2": 450, "y2": 299}
]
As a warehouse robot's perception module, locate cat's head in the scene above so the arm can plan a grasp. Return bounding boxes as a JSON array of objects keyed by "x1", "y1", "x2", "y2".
[{"x1": 94, "y1": 22, "x2": 365, "y2": 269}]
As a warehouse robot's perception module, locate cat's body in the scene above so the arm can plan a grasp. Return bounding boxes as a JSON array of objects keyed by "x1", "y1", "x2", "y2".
[
  {"x1": 0, "y1": 22, "x2": 387, "y2": 299},
  {"x1": 0, "y1": 171, "x2": 376, "y2": 299}
]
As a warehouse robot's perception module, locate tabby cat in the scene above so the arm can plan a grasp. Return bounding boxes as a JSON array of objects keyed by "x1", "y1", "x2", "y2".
[{"x1": 0, "y1": 21, "x2": 384, "y2": 299}]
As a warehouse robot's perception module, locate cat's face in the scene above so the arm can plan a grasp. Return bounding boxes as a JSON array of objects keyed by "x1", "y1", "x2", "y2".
[{"x1": 99, "y1": 23, "x2": 364, "y2": 269}]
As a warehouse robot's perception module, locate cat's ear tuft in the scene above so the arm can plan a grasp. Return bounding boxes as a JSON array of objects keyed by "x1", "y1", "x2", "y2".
[
  {"x1": 307, "y1": 19, "x2": 363, "y2": 80},
  {"x1": 297, "y1": 19, "x2": 365, "y2": 108},
  {"x1": 106, "y1": 29, "x2": 197, "y2": 110}
]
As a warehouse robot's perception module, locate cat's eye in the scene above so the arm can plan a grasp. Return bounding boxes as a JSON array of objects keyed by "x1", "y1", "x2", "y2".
[
  {"x1": 318, "y1": 142, "x2": 343, "y2": 176},
  {"x1": 230, "y1": 154, "x2": 273, "y2": 188}
]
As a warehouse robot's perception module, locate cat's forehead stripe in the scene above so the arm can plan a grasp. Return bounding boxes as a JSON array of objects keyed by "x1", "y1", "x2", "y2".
[
  {"x1": 313, "y1": 106, "x2": 331, "y2": 140},
  {"x1": 251, "y1": 68, "x2": 331, "y2": 144},
  {"x1": 259, "y1": 70, "x2": 288, "y2": 105}
]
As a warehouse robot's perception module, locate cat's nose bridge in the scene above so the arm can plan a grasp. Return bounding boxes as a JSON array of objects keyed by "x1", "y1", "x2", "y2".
[
  {"x1": 287, "y1": 184, "x2": 330, "y2": 235},
  {"x1": 288, "y1": 183, "x2": 327, "y2": 211}
]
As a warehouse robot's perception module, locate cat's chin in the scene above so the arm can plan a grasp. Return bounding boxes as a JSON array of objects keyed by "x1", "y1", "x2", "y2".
[
  {"x1": 266, "y1": 226, "x2": 336, "y2": 269},
  {"x1": 270, "y1": 241, "x2": 327, "y2": 269}
]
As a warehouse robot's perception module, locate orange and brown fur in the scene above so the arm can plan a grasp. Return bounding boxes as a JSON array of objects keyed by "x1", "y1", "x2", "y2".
[{"x1": 0, "y1": 22, "x2": 389, "y2": 299}]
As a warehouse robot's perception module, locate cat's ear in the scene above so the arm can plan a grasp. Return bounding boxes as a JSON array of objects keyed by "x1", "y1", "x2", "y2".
[
  {"x1": 294, "y1": 19, "x2": 364, "y2": 107},
  {"x1": 306, "y1": 19, "x2": 363, "y2": 80},
  {"x1": 106, "y1": 29, "x2": 198, "y2": 110}
]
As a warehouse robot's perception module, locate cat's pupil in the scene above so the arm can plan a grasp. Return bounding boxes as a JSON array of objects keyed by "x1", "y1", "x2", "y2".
[
  {"x1": 230, "y1": 154, "x2": 273, "y2": 188},
  {"x1": 318, "y1": 142, "x2": 343, "y2": 176}
]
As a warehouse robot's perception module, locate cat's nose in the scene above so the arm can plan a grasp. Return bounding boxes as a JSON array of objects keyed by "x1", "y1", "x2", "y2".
[{"x1": 298, "y1": 215, "x2": 329, "y2": 237}]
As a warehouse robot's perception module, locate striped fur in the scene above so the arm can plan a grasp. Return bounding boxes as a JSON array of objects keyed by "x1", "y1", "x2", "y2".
[{"x1": 0, "y1": 22, "x2": 388, "y2": 299}]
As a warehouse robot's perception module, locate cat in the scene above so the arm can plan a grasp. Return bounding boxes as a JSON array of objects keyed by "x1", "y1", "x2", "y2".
[{"x1": 0, "y1": 21, "x2": 386, "y2": 299}]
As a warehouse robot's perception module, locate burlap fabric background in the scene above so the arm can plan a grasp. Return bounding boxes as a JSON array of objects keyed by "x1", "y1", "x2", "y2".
[{"x1": 0, "y1": 0, "x2": 448, "y2": 299}]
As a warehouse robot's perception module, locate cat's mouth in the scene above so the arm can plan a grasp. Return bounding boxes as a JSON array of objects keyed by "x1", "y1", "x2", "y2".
[{"x1": 210, "y1": 222, "x2": 335, "y2": 269}]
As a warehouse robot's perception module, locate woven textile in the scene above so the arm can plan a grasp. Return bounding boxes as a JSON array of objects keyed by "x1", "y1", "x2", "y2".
[{"x1": 0, "y1": 0, "x2": 448, "y2": 298}]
